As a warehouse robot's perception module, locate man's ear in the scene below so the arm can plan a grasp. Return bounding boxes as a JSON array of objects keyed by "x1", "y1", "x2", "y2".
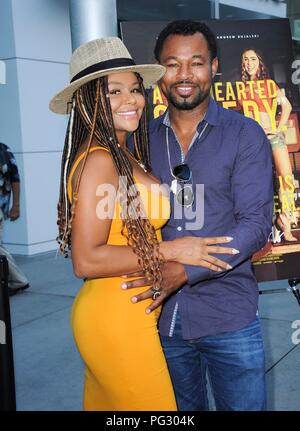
[{"x1": 212, "y1": 57, "x2": 218, "y2": 78}]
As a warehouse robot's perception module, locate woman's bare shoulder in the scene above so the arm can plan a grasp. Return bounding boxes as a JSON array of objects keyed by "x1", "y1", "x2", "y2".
[{"x1": 72, "y1": 141, "x2": 118, "y2": 187}]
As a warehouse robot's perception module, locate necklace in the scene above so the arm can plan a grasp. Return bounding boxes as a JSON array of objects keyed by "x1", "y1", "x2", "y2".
[{"x1": 124, "y1": 146, "x2": 148, "y2": 173}]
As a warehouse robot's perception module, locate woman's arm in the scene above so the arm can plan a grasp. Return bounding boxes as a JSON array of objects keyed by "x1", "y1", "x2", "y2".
[
  {"x1": 160, "y1": 237, "x2": 236, "y2": 271},
  {"x1": 71, "y1": 149, "x2": 142, "y2": 278},
  {"x1": 71, "y1": 149, "x2": 236, "y2": 279}
]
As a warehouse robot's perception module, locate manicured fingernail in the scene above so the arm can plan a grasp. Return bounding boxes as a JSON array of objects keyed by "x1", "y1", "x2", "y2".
[
  {"x1": 131, "y1": 296, "x2": 137, "y2": 303},
  {"x1": 232, "y1": 249, "x2": 239, "y2": 254},
  {"x1": 121, "y1": 275, "x2": 127, "y2": 278},
  {"x1": 121, "y1": 283, "x2": 127, "y2": 289},
  {"x1": 218, "y1": 269, "x2": 222, "y2": 272},
  {"x1": 227, "y1": 264, "x2": 232, "y2": 269},
  {"x1": 227, "y1": 237, "x2": 233, "y2": 241},
  {"x1": 146, "y1": 308, "x2": 151, "y2": 314}
]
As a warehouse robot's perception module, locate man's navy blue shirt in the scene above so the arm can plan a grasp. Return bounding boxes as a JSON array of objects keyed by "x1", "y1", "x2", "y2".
[{"x1": 149, "y1": 97, "x2": 273, "y2": 339}]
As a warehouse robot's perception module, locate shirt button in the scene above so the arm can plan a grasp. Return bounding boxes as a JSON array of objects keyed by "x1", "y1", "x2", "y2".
[{"x1": 177, "y1": 226, "x2": 182, "y2": 231}]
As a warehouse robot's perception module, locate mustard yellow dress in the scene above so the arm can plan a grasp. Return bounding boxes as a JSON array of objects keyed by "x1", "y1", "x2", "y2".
[{"x1": 68, "y1": 147, "x2": 177, "y2": 411}]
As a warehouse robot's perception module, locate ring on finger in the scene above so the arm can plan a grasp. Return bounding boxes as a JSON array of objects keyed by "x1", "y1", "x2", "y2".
[{"x1": 151, "y1": 287, "x2": 161, "y2": 300}]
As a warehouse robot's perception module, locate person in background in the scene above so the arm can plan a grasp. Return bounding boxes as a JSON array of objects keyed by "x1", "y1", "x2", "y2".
[
  {"x1": 0, "y1": 142, "x2": 29, "y2": 296},
  {"x1": 239, "y1": 48, "x2": 297, "y2": 242}
]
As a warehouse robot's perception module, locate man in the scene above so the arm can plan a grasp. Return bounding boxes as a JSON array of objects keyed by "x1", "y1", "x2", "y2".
[
  {"x1": 123, "y1": 20, "x2": 273, "y2": 410},
  {"x1": 0, "y1": 142, "x2": 29, "y2": 296}
]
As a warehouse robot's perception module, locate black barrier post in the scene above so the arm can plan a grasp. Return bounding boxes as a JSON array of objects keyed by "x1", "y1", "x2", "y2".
[
  {"x1": 288, "y1": 278, "x2": 300, "y2": 307},
  {"x1": 0, "y1": 255, "x2": 16, "y2": 411}
]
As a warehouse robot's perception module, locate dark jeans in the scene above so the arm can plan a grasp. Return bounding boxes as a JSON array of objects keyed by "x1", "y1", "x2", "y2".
[{"x1": 160, "y1": 313, "x2": 267, "y2": 411}]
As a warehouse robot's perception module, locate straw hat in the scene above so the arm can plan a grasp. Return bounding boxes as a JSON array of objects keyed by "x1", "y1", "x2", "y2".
[{"x1": 49, "y1": 37, "x2": 165, "y2": 115}]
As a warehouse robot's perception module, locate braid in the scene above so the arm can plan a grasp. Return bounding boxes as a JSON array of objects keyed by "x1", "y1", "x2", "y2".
[
  {"x1": 57, "y1": 75, "x2": 164, "y2": 289},
  {"x1": 57, "y1": 100, "x2": 88, "y2": 255},
  {"x1": 133, "y1": 75, "x2": 151, "y2": 172}
]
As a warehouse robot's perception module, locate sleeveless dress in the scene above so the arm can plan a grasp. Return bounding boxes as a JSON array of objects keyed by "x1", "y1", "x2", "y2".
[{"x1": 68, "y1": 147, "x2": 177, "y2": 411}]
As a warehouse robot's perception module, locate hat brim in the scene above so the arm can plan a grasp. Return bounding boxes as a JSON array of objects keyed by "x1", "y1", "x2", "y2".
[{"x1": 49, "y1": 64, "x2": 165, "y2": 115}]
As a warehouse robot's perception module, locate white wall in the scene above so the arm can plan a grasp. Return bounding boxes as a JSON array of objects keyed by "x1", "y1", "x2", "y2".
[
  {"x1": 0, "y1": 0, "x2": 72, "y2": 255},
  {"x1": 0, "y1": 0, "x2": 118, "y2": 255},
  {"x1": 0, "y1": 0, "x2": 15, "y2": 59}
]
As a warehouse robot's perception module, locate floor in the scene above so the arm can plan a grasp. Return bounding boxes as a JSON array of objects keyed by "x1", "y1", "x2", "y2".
[{"x1": 5, "y1": 251, "x2": 300, "y2": 411}]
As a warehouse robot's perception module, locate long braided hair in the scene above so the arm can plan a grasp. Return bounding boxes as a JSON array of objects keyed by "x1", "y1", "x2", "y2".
[{"x1": 57, "y1": 74, "x2": 163, "y2": 289}]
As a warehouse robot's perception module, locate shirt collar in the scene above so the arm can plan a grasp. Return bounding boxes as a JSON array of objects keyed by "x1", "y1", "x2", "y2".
[
  {"x1": 159, "y1": 96, "x2": 221, "y2": 130},
  {"x1": 204, "y1": 97, "x2": 220, "y2": 126}
]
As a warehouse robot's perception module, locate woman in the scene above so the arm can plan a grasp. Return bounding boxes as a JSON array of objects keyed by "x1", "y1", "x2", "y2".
[
  {"x1": 239, "y1": 48, "x2": 297, "y2": 242},
  {"x1": 50, "y1": 37, "x2": 235, "y2": 411}
]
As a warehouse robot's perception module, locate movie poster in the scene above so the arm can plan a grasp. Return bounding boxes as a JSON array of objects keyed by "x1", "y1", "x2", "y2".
[{"x1": 121, "y1": 19, "x2": 300, "y2": 282}]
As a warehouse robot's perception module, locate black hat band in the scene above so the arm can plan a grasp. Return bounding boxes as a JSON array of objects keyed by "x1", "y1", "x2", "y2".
[{"x1": 70, "y1": 58, "x2": 136, "y2": 83}]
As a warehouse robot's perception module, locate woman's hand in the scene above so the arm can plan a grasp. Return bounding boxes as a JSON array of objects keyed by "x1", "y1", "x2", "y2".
[{"x1": 160, "y1": 236, "x2": 239, "y2": 272}]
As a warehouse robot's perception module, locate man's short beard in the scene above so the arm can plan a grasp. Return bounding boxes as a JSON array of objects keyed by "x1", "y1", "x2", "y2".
[{"x1": 168, "y1": 90, "x2": 209, "y2": 110}]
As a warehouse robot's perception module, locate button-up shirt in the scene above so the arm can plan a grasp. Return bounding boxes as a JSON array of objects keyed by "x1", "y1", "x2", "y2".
[{"x1": 149, "y1": 97, "x2": 273, "y2": 339}]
